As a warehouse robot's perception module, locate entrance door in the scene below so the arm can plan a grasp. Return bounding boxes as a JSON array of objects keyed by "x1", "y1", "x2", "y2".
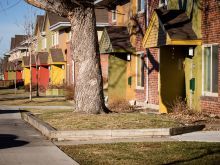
[{"x1": 159, "y1": 46, "x2": 187, "y2": 113}]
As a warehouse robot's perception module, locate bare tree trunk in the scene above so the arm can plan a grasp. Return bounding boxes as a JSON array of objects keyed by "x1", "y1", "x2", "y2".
[
  {"x1": 69, "y1": 7, "x2": 108, "y2": 114},
  {"x1": 29, "y1": 48, "x2": 32, "y2": 101}
]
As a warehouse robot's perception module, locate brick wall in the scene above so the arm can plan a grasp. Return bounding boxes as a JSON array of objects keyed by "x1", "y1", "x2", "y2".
[
  {"x1": 201, "y1": 0, "x2": 220, "y2": 115},
  {"x1": 135, "y1": 0, "x2": 160, "y2": 103}
]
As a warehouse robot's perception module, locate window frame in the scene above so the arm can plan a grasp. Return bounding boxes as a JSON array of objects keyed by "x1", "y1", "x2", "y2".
[
  {"x1": 136, "y1": 52, "x2": 145, "y2": 90},
  {"x1": 42, "y1": 37, "x2": 47, "y2": 49},
  {"x1": 52, "y1": 31, "x2": 59, "y2": 46},
  {"x1": 202, "y1": 44, "x2": 219, "y2": 97},
  {"x1": 137, "y1": 0, "x2": 145, "y2": 13},
  {"x1": 112, "y1": 10, "x2": 117, "y2": 22},
  {"x1": 159, "y1": 0, "x2": 168, "y2": 8}
]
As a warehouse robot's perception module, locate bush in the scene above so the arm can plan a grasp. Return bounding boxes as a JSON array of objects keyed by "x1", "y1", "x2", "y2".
[
  {"x1": 108, "y1": 99, "x2": 135, "y2": 113},
  {"x1": 65, "y1": 84, "x2": 74, "y2": 100},
  {"x1": 25, "y1": 84, "x2": 46, "y2": 92},
  {"x1": 170, "y1": 97, "x2": 192, "y2": 114}
]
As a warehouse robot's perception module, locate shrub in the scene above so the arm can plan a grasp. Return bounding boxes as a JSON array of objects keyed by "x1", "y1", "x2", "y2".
[
  {"x1": 108, "y1": 99, "x2": 135, "y2": 113},
  {"x1": 170, "y1": 97, "x2": 192, "y2": 114},
  {"x1": 65, "y1": 84, "x2": 75, "y2": 100}
]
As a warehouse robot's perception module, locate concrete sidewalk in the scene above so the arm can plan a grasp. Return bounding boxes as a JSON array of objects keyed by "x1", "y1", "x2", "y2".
[
  {"x1": 0, "y1": 107, "x2": 78, "y2": 165},
  {"x1": 171, "y1": 131, "x2": 220, "y2": 142}
]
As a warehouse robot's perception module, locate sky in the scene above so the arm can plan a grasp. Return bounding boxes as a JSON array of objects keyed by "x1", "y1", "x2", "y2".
[{"x1": 0, "y1": 0, "x2": 44, "y2": 57}]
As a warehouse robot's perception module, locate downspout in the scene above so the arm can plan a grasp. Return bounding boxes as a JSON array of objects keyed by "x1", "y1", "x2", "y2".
[
  {"x1": 145, "y1": 0, "x2": 149, "y2": 104},
  {"x1": 146, "y1": 48, "x2": 149, "y2": 104},
  {"x1": 146, "y1": 0, "x2": 149, "y2": 27}
]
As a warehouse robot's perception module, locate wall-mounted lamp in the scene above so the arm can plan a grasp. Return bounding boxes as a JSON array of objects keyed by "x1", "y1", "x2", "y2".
[
  {"x1": 189, "y1": 47, "x2": 194, "y2": 57},
  {"x1": 62, "y1": 65, "x2": 65, "y2": 70},
  {"x1": 127, "y1": 54, "x2": 131, "y2": 61}
]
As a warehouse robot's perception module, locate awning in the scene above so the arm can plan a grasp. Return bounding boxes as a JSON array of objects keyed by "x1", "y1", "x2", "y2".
[
  {"x1": 99, "y1": 26, "x2": 135, "y2": 54},
  {"x1": 143, "y1": 8, "x2": 202, "y2": 48},
  {"x1": 37, "y1": 52, "x2": 49, "y2": 65},
  {"x1": 49, "y1": 48, "x2": 65, "y2": 63}
]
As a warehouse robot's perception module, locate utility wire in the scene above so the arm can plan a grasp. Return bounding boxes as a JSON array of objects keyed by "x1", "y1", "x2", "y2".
[{"x1": 0, "y1": 0, "x2": 21, "y2": 13}]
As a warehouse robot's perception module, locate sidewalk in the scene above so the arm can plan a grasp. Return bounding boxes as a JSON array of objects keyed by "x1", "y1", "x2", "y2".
[
  {"x1": 0, "y1": 107, "x2": 78, "y2": 165},
  {"x1": 171, "y1": 131, "x2": 220, "y2": 142}
]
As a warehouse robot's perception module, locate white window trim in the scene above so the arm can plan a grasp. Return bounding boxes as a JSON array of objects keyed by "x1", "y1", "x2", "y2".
[
  {"x1": 42, "y1": 37, "x2": 47, "y2": 49},
  {"x1": 137, "y1": 0, "x2": 145, "y2": 13},
  {"x1": 136, "y1": 51, "x2": 145, "y2": 90},
  {"x1": 202, "y1": 44, "x2": 219, "y2": 97},
  {"x1": 52, "y1": 32, "x2": 59, "y2": 46},
  {"x1": 112, "y1": 10, "x2": 117, "y2": 22},
  {"x1": 159, "y1": 0, "x2": 168, "y2": 8}
]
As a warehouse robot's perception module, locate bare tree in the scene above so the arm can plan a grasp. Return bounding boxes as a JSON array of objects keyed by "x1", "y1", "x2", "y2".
[
  {"x1": 19, "y1": 7, "x2": 38, "y2": 101},
  {"x1": 24, "y1": 0, "x2": 111, "y2": 114}
]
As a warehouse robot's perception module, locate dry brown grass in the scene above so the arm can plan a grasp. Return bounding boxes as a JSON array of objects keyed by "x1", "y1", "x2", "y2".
[
  {"x1": 26, "y1": 109, "x2": 181, "y2": 130},
  {"x1": 59, "y1": 142, "x2": 220, "y2": 165}
]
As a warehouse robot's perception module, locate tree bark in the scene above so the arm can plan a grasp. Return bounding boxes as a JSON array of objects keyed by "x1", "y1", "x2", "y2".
[{"x1": 68, "y1": 7, "x2": 108, "y2": 114}]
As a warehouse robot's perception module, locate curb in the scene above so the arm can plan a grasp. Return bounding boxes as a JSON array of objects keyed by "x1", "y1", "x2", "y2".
[{"x1": 21, "y1": 112, "x2": 205, "y2": 141}]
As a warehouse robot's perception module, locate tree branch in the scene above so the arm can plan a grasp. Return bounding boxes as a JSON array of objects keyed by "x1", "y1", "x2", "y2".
[{"x1": 24, "y1": 0, "x2": 69, "y2": 17}]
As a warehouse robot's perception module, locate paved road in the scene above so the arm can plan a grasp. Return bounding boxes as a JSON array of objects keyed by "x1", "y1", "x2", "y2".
[{"x1": 0, "y1": 107, "x2": 78, "y2": 165}]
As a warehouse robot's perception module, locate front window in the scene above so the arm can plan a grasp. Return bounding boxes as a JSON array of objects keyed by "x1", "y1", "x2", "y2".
[
  {"x1": 159, "y1": 0, "x2": 168, "y2": 8},
  {"x1": 137, "y1": 0, "x2": 145, "y2": 12},
  {"x1": 42, "y1": 37, "x2": 47, "y2": 49},
  {"x1": 112, "y1": 10, "x2": 117, "y2": 22},
  {"x1": 203, "y1": 44, "x2": 219, "y2": 96},
  {"x1": 136, "y1": 53, "x2": 145, "y2": 88},
  {"x1": 52, "y1": 32, "x2": 59, "y2": 46}
]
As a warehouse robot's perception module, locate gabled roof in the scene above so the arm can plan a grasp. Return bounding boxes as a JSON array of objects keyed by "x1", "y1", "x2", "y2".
[
  {"x1": 155, "y1": 9, "x2": 197, "y2": 40},
  {"x1": 99, "y1": 26, "x2": 134, "y2": 54},
  {"x1": 22, "y1": 55, "x2": 36, "y2": 67},
  {"x1": 49, "y1": 9, "x2": 109, "y2": 31},
  {"x1": 10, "y1": 35, "x2": 27, "y2": 50},
  {"x1": 37, "y1": 52, "x2": 49, "y2": 65},
  {"x1": 143, "y1": 8, "x2": 202, "y2": 48},
  {"x1": 50, "y1": 49, "x2": 65, "y2": 62},
  {"x1": 34, "y1": 15, "x2": 45, "y2": 35}
]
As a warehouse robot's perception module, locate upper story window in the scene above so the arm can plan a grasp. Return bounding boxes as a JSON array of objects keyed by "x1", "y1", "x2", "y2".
[
  {"x1": 52, "y1": 32, "x2": 59, "y2": 46},
  {"x1": 159, "y1": 0, "x2": 168, "y2": 8},
  {"x1": 42, "y1": 37, "x2": 47, "y2": 49},
  {"x1": 136, "y1": 52, "x2": 145, "y2": 89},
  {"x1": 203, "y1": 44, "x2": 219, "y2": 96},
  {"x1": 137, "y1": 0, "x2": 145, "y2": 13},
  {"x1": 112, "y1": 10, "x2": 117, "y2": 22}
]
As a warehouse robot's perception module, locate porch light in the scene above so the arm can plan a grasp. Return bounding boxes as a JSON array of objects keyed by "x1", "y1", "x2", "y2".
[
  {"x1": 127, "y1": 54, "x2": 131, "y2": 61},
  {"x1": 189, "y1": 47, "x2": 194, "y2": 57},
  {"x1": 62, "y1": 65, "x2": 65, "y2": 70}
]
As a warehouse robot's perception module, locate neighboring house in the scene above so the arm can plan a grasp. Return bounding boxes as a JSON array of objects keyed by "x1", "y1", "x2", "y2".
[
  {"x1": 200, "y1": 0, "x2": 220, "y2": 115},
  {"x1": 49, "y1": 8, "x2": 109, "y2": 86},
  {"x1": 98, "y1": 0, "x2": 156, "y2": 104},
  {"x1": 7, "y1": 35, "x2": 27, "y2": 82},
  {"x1": 40, "y1": 12, "x2": 67, "y2": 86},
  {"x1": 98, "y1": 0, "x2": 219, "y2": 115}
]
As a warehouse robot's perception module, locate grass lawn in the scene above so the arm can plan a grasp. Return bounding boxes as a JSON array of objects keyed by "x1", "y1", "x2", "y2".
[
  {"x1": 0, "y1": 97, "x2": 72, "y2": 106},
  {"x1": 0, "y1": 89, "x2": 25, "y2": 95},
  {"x1": 59, "y1": 142, "x2": 220, "y2": 165},
  {"x1": 0, "y1": 89, "x2": 72, "y2": 106},
  {"x1": 26, "y1": 109, "x2": 182, "y2": 130}
]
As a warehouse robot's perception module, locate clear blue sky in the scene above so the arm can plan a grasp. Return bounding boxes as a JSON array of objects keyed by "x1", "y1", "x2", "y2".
[{"x1": 0, "y1": 0, "x2": 44, "y2": 57}]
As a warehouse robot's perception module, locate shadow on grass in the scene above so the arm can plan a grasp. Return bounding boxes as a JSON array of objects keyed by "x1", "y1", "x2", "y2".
[
  {"x1": 163, "y1": 148, "x2": 220, "y2": 165},
  {"x1": 0, "y1": 134, "x2": 29, "y2": 149}
]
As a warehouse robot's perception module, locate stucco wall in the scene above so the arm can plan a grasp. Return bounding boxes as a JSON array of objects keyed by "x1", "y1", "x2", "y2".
[{"x1": 108, "y1": 54, "x2": 127, "y2": 103}]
